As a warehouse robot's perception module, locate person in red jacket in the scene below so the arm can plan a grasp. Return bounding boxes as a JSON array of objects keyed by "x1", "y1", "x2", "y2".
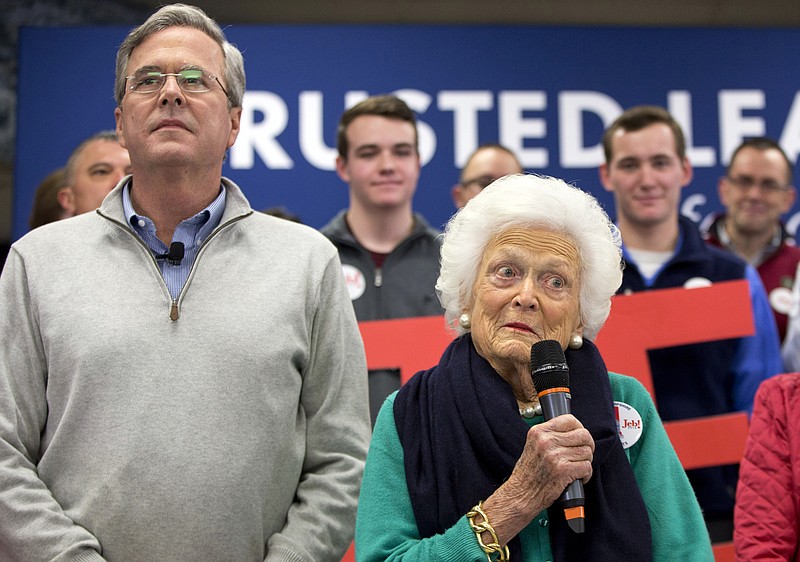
[{"x1": 735, "y1": 373, "x2": 800, "y2": 560}]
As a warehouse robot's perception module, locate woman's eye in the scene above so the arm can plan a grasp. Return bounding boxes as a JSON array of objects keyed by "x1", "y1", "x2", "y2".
[
  {"x1": 548, "y1": 276, "x2": 564, "y2": 289},
  {"x1": 497, "y1": 266, "x2": 515, "y2": 278}
]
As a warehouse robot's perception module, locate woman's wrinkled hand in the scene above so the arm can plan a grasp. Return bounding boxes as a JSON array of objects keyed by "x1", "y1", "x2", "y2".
[
  {"x1": 480, "y1": 414, "x2": 595, "y2": 546},
  {"x1": 510, "y1": 414, "x2": 594, "y2": 513}
]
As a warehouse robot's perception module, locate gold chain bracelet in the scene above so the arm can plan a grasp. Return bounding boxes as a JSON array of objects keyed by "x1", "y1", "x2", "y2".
[{"x1": 466, "y1": 501, "x2": 510, "y2": 561}]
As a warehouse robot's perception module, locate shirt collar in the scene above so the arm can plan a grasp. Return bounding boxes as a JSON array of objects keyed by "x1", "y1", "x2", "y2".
[
  {"x1": 715, "y1": 216, "x2": 781, "y2": 266},
  {"x1": 122, "y1": 180, "x2": 227, "y2": 251}
]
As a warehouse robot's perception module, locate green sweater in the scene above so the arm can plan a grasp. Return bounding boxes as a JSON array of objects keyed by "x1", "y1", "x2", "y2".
[{"x1": 355, "y1": 373, "x2": 713, "y2": 561}]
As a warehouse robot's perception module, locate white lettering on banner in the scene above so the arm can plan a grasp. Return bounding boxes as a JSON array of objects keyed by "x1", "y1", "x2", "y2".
[
  {"x1": 719, "y1": 90, "x2": 766, "y2": 165},
  {"x1": 345, "y1": 91, "x2": 369, "y2": 108},
  {"x1": 786, "y1": 212, "x2": 800, "y2": 237},
  {"x1": 499, "y1": 91, "x2": 548, "y2": 168},
  {"x1": 558, "y1": 91, "x2": 622, "y2": 168},
  {"x1": 231, "y1": 91, "x2": 294, "y2": 169},
  {"x1": 393, "y1": 89, "x2": 437, "y2": 166},
  {"x1": 682, "y1": 194, "x2": 721, "y2": 239},
  {"x1": 230, "y1": 88, "x2": 800, "y2": 174},
  {"x1": 780, "y1": 91, "x2": 800, "y2": 165},
  {"x1": 438, "y1": 91, "x2": 494, "y2": 167},
  {"x1": 294, "y1": 89, "x2": 437, "y2": 170},
  {"x1": 668, "y1": 91, "x2": 716, "y2": 167},
  {"x1": 299, "y1": 91, "x2": 338, "y2": 170},
  {"x1": 681, "y1": 193, "x2": 708, "y2": 224}
]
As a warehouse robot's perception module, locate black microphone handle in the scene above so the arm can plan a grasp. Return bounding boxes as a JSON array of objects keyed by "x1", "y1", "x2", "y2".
[
  {"x1": 539, "y1": 390, "x2": 570, "y2": 420},
  {"x1": 539, "y1": 391, "x2": 586, "y2": 534}
]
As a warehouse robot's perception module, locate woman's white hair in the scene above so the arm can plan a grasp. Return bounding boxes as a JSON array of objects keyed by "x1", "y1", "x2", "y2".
[{"x1": 436, "y1": 173, "x2": 623, "y2": 340}]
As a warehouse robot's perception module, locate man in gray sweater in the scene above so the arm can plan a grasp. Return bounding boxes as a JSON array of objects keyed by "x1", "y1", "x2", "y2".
[{"x1": 0, "y1": 5, "x2": 370, "y2": 561}]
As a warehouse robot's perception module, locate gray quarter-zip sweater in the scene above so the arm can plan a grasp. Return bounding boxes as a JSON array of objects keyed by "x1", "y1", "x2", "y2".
[{"x1": 0, "y1": 179, "x2": 371, "y2": 562}]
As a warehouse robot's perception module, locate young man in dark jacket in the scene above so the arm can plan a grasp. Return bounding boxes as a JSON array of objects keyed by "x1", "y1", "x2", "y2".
[
  {"x1": 599, "y1": 105, "x2": 782, "y2": 542},
  {"x1": 321, "y1": 95, "x2": 443, "y2": 424}
]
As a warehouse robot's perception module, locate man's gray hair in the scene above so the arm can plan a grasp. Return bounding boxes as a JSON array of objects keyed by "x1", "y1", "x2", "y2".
[
  {"x1": 114, "y1": 3, "x2": 245, "y2": 109},
  {"x1": 436, "y1": 174, "x2": 624, "y2": 340}
]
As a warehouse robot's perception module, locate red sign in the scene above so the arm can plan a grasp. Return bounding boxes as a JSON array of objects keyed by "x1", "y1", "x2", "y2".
[
  {"x1": 354, "y1": 280, "x2": 755, "y2": 557},
  {"x1": 358, "y1": 280, "x2": 755, "y2": 471}
]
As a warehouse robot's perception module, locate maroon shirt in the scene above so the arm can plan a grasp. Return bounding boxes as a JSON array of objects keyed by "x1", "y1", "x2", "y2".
[{"x1": 704, "y1": 214, "x2": 800, "y2": 343}]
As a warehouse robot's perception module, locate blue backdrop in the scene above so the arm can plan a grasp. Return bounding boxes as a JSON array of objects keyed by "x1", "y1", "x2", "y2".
[{"x1": 14, "y1": 25, "x2": 800, "y2": 240}]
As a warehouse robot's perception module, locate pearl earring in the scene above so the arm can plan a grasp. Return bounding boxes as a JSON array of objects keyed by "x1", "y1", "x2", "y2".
[
  {"x1": 459, "y1": 313, "x2": 471, "y2": 329},
  {"x1": 569, "y1": 333, "x2": 583, "y2": 349}
]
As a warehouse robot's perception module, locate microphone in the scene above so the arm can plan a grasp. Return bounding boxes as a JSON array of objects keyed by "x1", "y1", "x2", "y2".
[
  {"x1": 155, "y1": 242, "x2": 185, "y2": 266},
  {"x1": 530, "y1": 339, "x2": 585, "y2": 534}
]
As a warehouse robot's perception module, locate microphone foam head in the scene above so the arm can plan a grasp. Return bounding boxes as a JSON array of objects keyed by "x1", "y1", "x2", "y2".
[{"x1": 530, "y1": 339, "x2": 569, "y2": 391}]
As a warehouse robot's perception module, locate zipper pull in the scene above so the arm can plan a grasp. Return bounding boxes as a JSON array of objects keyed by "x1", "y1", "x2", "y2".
[
  {"x1": 170, "y1": 300, "x2": 180, "y2": 321},
  {"x1": 374, "y1": 267, "x2": 383, "y2": 287}
]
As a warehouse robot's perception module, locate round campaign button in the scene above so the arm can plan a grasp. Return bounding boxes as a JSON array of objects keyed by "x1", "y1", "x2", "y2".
[
  {"x1": 770, "y1": 286, "x2": 793, "y2": 315},
  {"x1": 341, "y1": 264, "x2": 366, "y2": 301},
  {"x1": 683, "y1": 277, "x2": 712, "y2": 289},
  {"x1": 614, "y1": 401, "x2": 643, "y2": 449}
]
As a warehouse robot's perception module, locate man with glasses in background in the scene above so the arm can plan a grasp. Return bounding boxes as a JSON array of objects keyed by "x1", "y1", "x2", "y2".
[
  {"x1": 0, "y1": 4, "x2": 370, "y2": 561},
  {"x1": 451, "y1": 143, "x2": 523, "y2": 209},
  {"x1": 704, "y1": 137, "x2": 800, "y2": 348}
]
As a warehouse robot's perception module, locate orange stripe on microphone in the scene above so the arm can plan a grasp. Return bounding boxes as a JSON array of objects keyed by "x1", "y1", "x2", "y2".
[
  {"x1": 564, "y1": 506, "x2": 585, "y2": 521},
  {"x1": 537, "y1": 387, "x2": 570, "y2": 397}
]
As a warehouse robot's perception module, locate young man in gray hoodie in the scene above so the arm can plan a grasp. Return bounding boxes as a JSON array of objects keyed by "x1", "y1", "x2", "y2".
[{"x1": 321, "y1": 94, "x2": 443, "y2": 424}]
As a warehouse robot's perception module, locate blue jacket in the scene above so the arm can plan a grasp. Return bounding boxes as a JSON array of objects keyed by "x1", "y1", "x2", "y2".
[{"x1": 619, "y1": 215, "x2": 781, "y2": 518}]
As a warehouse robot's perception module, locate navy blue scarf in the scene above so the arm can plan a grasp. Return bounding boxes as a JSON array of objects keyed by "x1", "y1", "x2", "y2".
[{"x1": 394, "y1": 334, "x2": 652, "y2": 561}]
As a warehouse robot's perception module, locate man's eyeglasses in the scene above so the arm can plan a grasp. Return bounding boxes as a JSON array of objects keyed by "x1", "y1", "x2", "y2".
[
  {"x1": 461, "y1": 174, "x2": 497, "y2": 191},
  {"x1": 125, "y1": 69, "x2": 229, "y2": 97},
  {"x1": 725, "y1": 175, "x2": 789, "y2": 194}
]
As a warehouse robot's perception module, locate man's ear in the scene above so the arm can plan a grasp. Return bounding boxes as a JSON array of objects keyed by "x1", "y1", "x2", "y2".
[
  {"x1": 599, "y1": 162, "x2": 614, "y2": 193},
  {"x1": 451, "y1": 184, "x2": 466, "y2": 209},
  {"x1": 114, "y1": 107, "x2": 127, "y2": 149},
  {"x1": 681, "y1": 157, "x2": 694, "y2": 187},
  {"x1": 57, "y1": 187, "x2": 76, "y2": 217},
  {"x1": 335, "y1": 155, "x2": 350, "y2": 184},
  {"x1": 226, "y1": 107, "x2": 242, "y2": 149},
  {"x1": 717, "y1": 176, "x2": 731, "y2": 207},
  {"x1": 781, "y1": 185, "x2": 797, "y2": 214}
]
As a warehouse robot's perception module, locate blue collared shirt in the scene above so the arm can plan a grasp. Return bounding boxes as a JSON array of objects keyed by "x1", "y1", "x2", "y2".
[{"x1": 123, "y1": 182, "x2": 227, "y2": 300}]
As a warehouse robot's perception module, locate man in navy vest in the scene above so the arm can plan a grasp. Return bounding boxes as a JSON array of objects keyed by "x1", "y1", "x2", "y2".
[{"x1": 598, "y1": 105, "x2": 781, "y2": 543}]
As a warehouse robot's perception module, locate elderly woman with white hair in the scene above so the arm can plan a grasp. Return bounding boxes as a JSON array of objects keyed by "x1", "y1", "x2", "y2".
[{"x1": 355, "y1": 174, "x2": 711, "y2": 561}]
